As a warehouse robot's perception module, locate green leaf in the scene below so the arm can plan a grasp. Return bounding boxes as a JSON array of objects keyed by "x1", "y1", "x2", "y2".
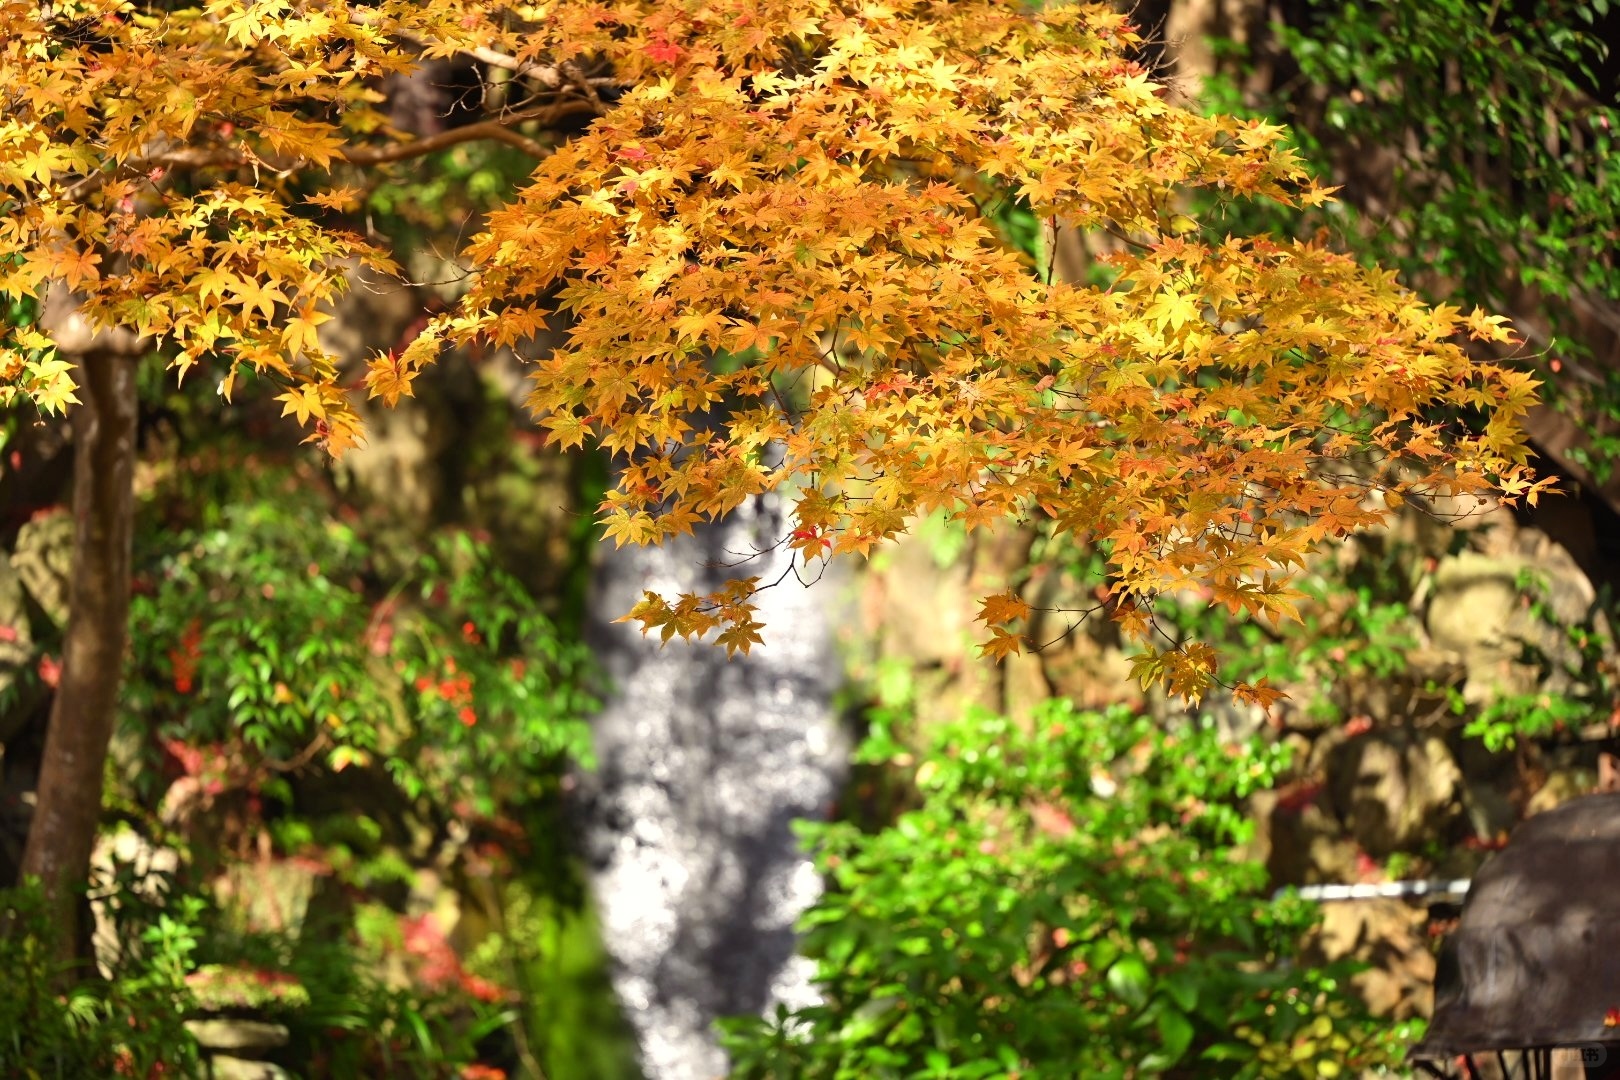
[
  {"x1": 1200, "y1": 1042, "x2": 1255, "y2": 1062},
  {"x1": 1155, "y1": 1007, "x2": 1195, "y2": 1066},
  {"x1": 1160, "y1": 972, "x2": 1200, "y2": 1013},
  {"x1": 1106, "y1": 956, "x2": 1152, "y2": 1010}
]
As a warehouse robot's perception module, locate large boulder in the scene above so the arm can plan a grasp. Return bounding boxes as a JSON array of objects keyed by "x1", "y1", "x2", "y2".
[
  {"x1": 1425, "y1": 533, "x2": 1605, "y2": 704},
  {"x1": 1251, "y1": 775, "x2": 1363, "y2": 887},
  {"x1": 1328, "y1": 731, "x2": 1464, "y2": 856},
  {"x1": 183, "y1": 1020, "x2": 290, "y2": 1054},
  {"x1": 1306, "y1": 898, "x2": 1436, "y2": 1020},
  {"x1": 1414, "y1": 792, "x2": 1620, "y2": 1060}
]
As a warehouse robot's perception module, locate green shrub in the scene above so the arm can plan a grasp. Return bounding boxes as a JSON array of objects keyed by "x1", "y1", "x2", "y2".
[
  {"x1": 77, "y1": 458, "x2": 606, "y2": 1078},
  {"x1": 123, "y1": 465, "x2": 595, "y2": 817},
  {"x1": 0, "y1": 883, "x2": 199, "y2": 1078},
  {"x1": 723, "y1": 701, "x2": 1400, "y2": 1079}
]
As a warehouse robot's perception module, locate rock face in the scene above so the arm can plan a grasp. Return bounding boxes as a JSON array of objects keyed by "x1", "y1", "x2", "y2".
[
  {"x1": 183, "y1": 1019, "x2": 290, "y2": 1053},
  {"x1": 1328, "y1": 732, "x2": 1465, "y2": 857},
  {"x1": 184, "y1": 1021, "x2": 293, "y2": 1080},
  {"x1": 208, "y1": 1058, "x2": 292, "y2": 1080},
  {"x1": 1307, "y1": 898, "x2": 1436, "y2": 1020},
  {"x1": 1426, "y1": 535, "x2": 1604, "y2": 704},
  {"x1": 11, "y1": 509, "x2": 73, "y2": 628},
  {"x1": 581, "y1": 494, "x2": 848, "y2": 1080}
]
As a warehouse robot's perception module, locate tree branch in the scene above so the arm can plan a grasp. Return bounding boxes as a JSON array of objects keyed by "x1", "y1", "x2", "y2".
[
  {"x1": 462, "y1": 44, "x2": 564, "y2": 88},
  {"x1": 342, "y1": 6, "x2": 571, "y2": 90},
  {"x1": 357, "y1": 19, "x2": 630, "y2": 100},
  {"x1": 339, "y1": 100, "x2": 597, "y2": 163},
  {"x1": 60, "y1": 100, "x2": 599, "y2": 203}
]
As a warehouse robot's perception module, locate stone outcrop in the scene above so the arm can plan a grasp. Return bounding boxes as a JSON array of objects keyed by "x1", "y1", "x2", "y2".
[
  {"x1": 1306, "y1": 898, "x2": 1437, "y2": 1020},
  {"x1": 1327, "y1": 732, "x2": 1465, "y2": 857},
  {"x1": 185, "y1": 1019, "x2": 292, "y2": 1080}
]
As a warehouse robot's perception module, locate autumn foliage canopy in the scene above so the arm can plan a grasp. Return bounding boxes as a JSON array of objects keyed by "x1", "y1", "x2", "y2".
[{"x1": 2, "y1": 0, "x2": 1547, "y2": 701}]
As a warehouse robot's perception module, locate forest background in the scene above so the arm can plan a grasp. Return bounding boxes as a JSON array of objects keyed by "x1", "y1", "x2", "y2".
[{"x1": 0, "y1": 0, "x2": 1617, "y2": 1077}]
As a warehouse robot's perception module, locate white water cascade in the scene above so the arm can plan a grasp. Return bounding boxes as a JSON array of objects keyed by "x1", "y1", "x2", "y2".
[{"x1": 578, "y1": 493, "x2": 848, "y2": 1079}]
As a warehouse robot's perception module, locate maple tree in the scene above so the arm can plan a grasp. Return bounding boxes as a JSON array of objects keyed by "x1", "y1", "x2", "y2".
[{"x1": 3, "y1": 0, "x2": 1547, "y2": 949}]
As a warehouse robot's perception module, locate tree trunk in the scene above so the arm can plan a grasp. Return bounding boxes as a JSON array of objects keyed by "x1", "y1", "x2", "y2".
[{"x1": 18, "y1": 336, "x2": 139, "y2": 964}]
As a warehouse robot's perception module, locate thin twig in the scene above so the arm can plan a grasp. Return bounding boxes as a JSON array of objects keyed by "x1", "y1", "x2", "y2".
[{"x1": 263, "y1": 732, "x2": 330, "y2": 773}]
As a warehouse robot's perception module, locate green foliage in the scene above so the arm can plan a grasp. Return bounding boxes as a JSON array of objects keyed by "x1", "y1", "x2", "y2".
[
  {"x1": 0, "y1": 882, "x2": 200, "y2": 1077},
  {"x1": 304, "y1": 905, "x2": 515, "y2": 1076},
  {"x1": 25, "y1": 448, "x2": 616, "y2": 1078},
  {"x1": 462, "y1": 880, "x2": 643, "y2": 1080},
  {"x1": 1156, "y1": 578, "x2": 1418, "y2": 724},
  {"x1": 914, "y1": 509, "x2": 969, "y2": 571},
  {"x1": 127, "y1": 899, "x2": 519, "y2": 1078},
  {"x1": 1203, "y1": 0, "x2": 1620, "y2": 476},
  {"x1": 186, "y1": 963, "x2": 313, "y2": 1012},
  {"x1": 723, "y1": 700, "x2": 1396, "y2": 1079},
  {"x1": 1208, "y1": 0, "x2": 1617, "y2": 309},
  {"x1": 1037, "y1": 526, "x2": 1420, "y2": 724},
  {"x1": 1459, "y1": 687, "x2": 1595, "y2": 752},
  {"x1": 123, "y1": 462, "x2": 595, "y2": 815},
  {"x1": 364, "y1": 143, "x2": 541, "y2": 254}
]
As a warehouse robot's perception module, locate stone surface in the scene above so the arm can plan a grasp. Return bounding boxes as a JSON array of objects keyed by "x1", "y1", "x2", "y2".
[
  {"x1": 1525, "y1": 766, "x2": 1594, "y2": 818},
  {"x1": 1258, "y1": 794, "x2": 1362, "y2": 886},
  {"x1": 183, "y1": 1020, "x2": 290, "y2": 1053},
  {"x1": 1415, "y1": 792, "x2": 1620, "y2": 1057},
  {"x1": 212, "y1": 858, "x2": 323, "y2": 936},
  {"x1": 861, "y1": 521, "x2": 975, "y2": 669},
  {"x1": 1306, "y1": 899, "x2": 1435, "y2": 1020},
  {"x1": 1458, "y1": 770, "x2": 1520, "y2": 843},
  {"x1": 208, "y1": 1055, "x2": 293, "y2": 1080},
  {"x1": 89, "y1": 826, "x2": 180, "y2": 975},
  {"x1": 319, "y1": 264, "x2": 454, "y2": 525},
  {"x1": 11, "y1": 509, "x2": 73, "y2": 627},
  {"x1": 1328, "y1": 731, "x2": 1464, "y2": 857},
  {"x1": 1426, "y1": 539, "x2": 1605, "y2": 704}
]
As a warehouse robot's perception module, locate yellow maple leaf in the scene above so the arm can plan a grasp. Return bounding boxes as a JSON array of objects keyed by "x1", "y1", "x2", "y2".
[
  {"x1": 231, "y1": 277, "x2": 287, "y2": 321},
  {"x1": 276, "y1": 382, "x2": 325, "y2": 425},
  {"x1": 717, "y1": 618, "x2": 765, "y2": 658},
  {"x1": 977, "y1": 589, "x2": 1031, "y2": 627},
  {"x1": 977, "y1": 627, "x2": 1025, "y2": 662},
  {"x1": 304, "y1": 186, "x2": 365, "y2": 212},
  {"x1": 365, "y1": 350, "x2": 417, "y2": 406}
]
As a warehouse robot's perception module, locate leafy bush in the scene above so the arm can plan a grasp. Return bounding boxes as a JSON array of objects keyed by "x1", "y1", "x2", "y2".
[
  {"x1": 724, "y1": 701, "x2": 1400, "y2": 1078},
  {"x1": 1154, "y1": 577, "x2": 1419, "y2": 727},
  {"x1": 0, "y1": 883, "x2": 199, "y2": 1078},
  {"x1": 61, "y1": 456, "x2": 608, "y2": 1078},
  {"x1": 123, "y1": 463, "x2": 595, "y2": 817},
  {"x1": 1273, "y1": 0, "x2": 1618, "y2": 312},
  {"x1": 279, "y1": 907, "x2": 517, "y2": 1077},
  {"x1": 1202, "y1": 0, "x2": 1620, "y2": 477}
]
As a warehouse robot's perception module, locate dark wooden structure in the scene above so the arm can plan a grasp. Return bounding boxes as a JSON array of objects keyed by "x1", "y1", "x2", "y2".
[{"x1": 1412, "y1": 792, "x2": 1620, "y2": 1079}]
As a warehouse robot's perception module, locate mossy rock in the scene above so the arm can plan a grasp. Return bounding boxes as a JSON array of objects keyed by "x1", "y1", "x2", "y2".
[{"x1": 186, "y1": 965, "x2": 310, "y2": 1014}]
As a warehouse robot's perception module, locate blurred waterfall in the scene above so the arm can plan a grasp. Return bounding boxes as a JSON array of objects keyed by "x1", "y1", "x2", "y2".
[{"x1": 579, "y1": 493, "x2": 848, "y2": 1080}]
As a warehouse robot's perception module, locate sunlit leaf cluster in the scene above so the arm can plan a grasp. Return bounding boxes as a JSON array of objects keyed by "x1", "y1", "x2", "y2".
[{"x1": 0, "y1": 0, "x2": 1549, "y2": 696}]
